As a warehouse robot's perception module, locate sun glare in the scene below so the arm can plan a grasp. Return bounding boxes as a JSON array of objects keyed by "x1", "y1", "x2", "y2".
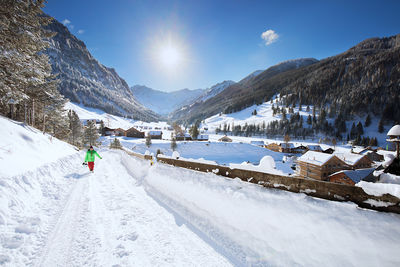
[{"x1": 158, "y1": 44, "x2": 182, "y2": 68}]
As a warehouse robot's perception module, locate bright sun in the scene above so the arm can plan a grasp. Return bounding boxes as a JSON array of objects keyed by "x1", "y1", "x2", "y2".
[{"x1": 158, "y1": 44, "x2": 182, "y2": 68}]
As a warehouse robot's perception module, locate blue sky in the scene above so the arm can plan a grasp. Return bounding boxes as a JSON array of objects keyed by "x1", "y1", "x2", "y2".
[{"x1": 44, "y1": 0, "x2": 400, "y2": 92}]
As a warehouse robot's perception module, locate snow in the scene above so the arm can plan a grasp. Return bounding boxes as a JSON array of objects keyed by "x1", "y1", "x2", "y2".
[
  {"x1": 379, "y1": 172, "x2": 400, "y2": 184},
  {"x1": 333, "y1": 152, "x2": 365, "y2": 166},
  {"x1": 172, "y1": 151, "x2": 180, "y2": 159},
  {"x1": 387, "y1": 125, "x2": 400, "y2": 136},
  {"x1": 0, "y1": 115, "x2": 77, "y2": 177},
  {"x1": 1, "y1": 114, "x2": 400, "y2": 266},
  {"x1": 297, "y1": 151, "x2": 334, "y2": 166},
  {"x1": 229, "y1": 155, "x2": 286, "y2": 176},
  {"x1": 356, "y1": 181, "x2": 400, "y2": 199}
]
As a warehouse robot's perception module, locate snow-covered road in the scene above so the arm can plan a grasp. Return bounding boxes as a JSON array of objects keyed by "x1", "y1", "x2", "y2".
[{"x1": 32, "y1": 151, "x2": 231, "y2": 266}]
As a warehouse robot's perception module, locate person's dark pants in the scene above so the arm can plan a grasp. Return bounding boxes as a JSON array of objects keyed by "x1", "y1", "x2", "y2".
[{"x1": 88, "y1": 161, "x2": 94, "y2": 171}]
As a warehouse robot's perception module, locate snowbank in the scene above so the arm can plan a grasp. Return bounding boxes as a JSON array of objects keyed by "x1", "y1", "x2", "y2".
[
  {"x1": 135, "y1": 159, "x2": 400, "y2": 266},
  {"x1": 229, "y1": 155, "x2": 286, "y2": 175},
  {"x1": 0, "y1": 116, "x2": 78, "y2": 177},
  {"x1": 357, "y1": 181, "x2": 400, "y2": 199}
]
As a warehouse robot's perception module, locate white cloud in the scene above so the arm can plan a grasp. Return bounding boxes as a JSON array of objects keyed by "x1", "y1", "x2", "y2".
[
  {"x1": 62, "y1": 19, "x2": 71, "y2": 26},
  {"x1": 78, "y1": 29, "x2": 85, "y2": 34},
  {"x1": 261, "y1": 29, "x2": 279, "y2": 45}
]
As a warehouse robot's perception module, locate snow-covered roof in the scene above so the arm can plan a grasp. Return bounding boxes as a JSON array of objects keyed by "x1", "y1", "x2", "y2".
[
  {"x1": 307, "y1": 145, "x2": 322, "y2": 151},
  {"x1": 197, "y1": 134, "x2": 209, "y2": 139},
  {"x1": 176, "y1": 132, "x2": 191, "y2": 137},
  {"x1": 387, "y1": 125, "x2": 400, "y2": 136},
  {"x1": 297, "y1": 151, "x2": 335, "y2": 166},
  {"x1": 331, "y1": 168, "x2": 375, "y2": 183},
  {"x1": 333, "y1": 153, "x2": 365, "y2": 166}
]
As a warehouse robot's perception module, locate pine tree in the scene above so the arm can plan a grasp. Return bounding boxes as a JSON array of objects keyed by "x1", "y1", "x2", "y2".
[
  {"x1": 307, "y1": 115, "x2": 312, "y2": 125},
  {"x1": 356, "y1": 121, "x2": 364, "y2": 135},
  {"x1": 189, "y1": 123, "x2": 199, "y2": 139},
  {"x1": 83, "y1": 121, "x2": 99, "y2": 146},
  {"x1": 378, "y1": 119, "x2": 384, "y2": 133},
  {"x1": 145, "y1": 134, "x2": 152, "y2": 147},
  {"x1": 109, "y1": 138, "x2": 122, "y2": 149},
  {"x1": 365, "y1": 114, "x2": 371, "y2": 127},
  {"x1": 68, "y1": 110, "x2": 82, "y2": 146},
  {"x1": 0, "y1": 0, "x2": 66, "y2": 134},
  {"x1": 171, "y1": 137, "x2": 177, "y2": 151}
]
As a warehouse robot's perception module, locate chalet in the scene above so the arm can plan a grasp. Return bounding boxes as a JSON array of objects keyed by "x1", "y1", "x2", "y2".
[
  {"x1": 328, "y1": 168, "x2": 376, "y2": 185},
  {"x1": 296, "y1": 151, "x2": 349, "y2": 181},
  {"x1": 114, "y1": 128, "x2": 126, "y2": 136},
  {"x1": 126, "y1": 127, "x2": 145, "y2": 138},
  {"x1": 307, "y1": 145, "x2": 323, "y2": 152},
  {"x1": 175, "y1": 133, "x2": 192, "y2": 141},
  {"x1": 218, "y1": 136, "x2": 232, "y2": 142},
  {"x1": 362, "y1": 151, "x2": 384, "y2": 162},
  {"x1": 333, "y1": 153, "x2": 373, "y2": 169},
  {"x1": 103, "y1": 127, "x2": 115, "y2": 136},
  {"x1": 280, "y1": 143, "x2": 295, "y2": 153},
  {"x1": 148, "y1": 130, "x2": 162, "y2": 139},
  {"x1": 196, "y1": 134, "x2": 209, "y2": 141},
  {"x1": 250, "y1": 141, "x2": 265, "y2": 146},
  {"x1": 293, "y1": 145, "x2": 308, "y2": 154},
  {"x1": 265, "y1": 143, "x2": 281, "y2": 152}
]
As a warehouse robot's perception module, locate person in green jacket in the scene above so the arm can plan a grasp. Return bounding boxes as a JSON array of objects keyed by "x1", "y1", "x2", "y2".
[{"x1": 84, "y1": 146, "x2": 102, "y2": 172}]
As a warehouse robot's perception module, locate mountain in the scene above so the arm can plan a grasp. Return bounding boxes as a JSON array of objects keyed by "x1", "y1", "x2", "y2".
[
  {"x1": 170, "y1": 58, "x2": 318, "y2": 123},
  {"x1": 131, "y1": 85, "x2": 205, "y2": 116},
  {"x1": 44, "y1": 17, "x2": 158, "y2": 121},
  {"x1": 193, "y1": 80, "x2": 236, "y2": 103}
]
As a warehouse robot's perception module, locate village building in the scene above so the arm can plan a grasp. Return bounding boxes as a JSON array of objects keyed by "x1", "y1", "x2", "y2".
[
  {"x1": 125, "y1": 127, "x2": 145, "y2": 138},
  {"x1": 307, "y1": 145, "x2": 323, "y2": 152},
  {"x1": 362, "y1": 151, "x2": 384, "y2": 162},
  {"x1": 147, "y1": 130, "x2": 163, "y2": 139},
  {"x1": 296, "y1": 151, "x2": 349, "y2": 181},
  {"x1": 328, "y1": 168, "x2": 376, "y2": 185},
  {"x1": 265, "y1": 143, "x2": 280, "y2": 152},
  {"x1": 384, "y1": 125, "x2": 400, "y2": 175},
  {"x1": 103, "y1": 127, "x2": 115, "y2": 136},
  {"x1": 280, "y1": 143, "x2": 295, "y2": 153},
  {"x1": 114, "y1": 128, "x2": 126, "y2": 136},
  {"x1": 196, "y1": 134, "x2": 209, "y2": 141},
  {"x1": 293, "y1": 145, "x2": 308, "y2": 154},
  {"x1": 323, "y1": 147, "x2": 335, "y2": 154},
  {"x1": 333, "y1": 153, "x2": 373, "y2": 169},
  {"x1": 175, "y1": 132, "x2": 192, "y2": 141},
  {"x1": 218, "y1": 135, "x2": 232, "y2": 142}
]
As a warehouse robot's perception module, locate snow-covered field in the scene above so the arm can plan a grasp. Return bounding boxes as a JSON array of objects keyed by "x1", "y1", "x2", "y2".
[{"x1": 1, "y1": 115, "x2": 400, "y2": 266}]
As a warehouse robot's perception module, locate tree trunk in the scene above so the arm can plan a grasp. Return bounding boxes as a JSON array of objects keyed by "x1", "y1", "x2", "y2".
[{"x1": 32, "y1": 100, "x2": 35, "y2": 127}]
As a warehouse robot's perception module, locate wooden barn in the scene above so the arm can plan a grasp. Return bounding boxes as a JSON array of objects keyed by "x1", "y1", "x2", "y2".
[
  {"x1": 196, "y1": 134, "x2": 209, "y2": 141},
  {"x1": 307, "y1": 145, "x2": 323, "y2": 152},
  {"x1": 103, "y1": 127, "x2": 115, "y2": 136},
  {"x1": 280, "y1": 143, "x2": 295, "y2": 153},
  {"x1": 175, "y1": 133, "x2": 192, "y2": 141},
  {"x1": 265, "y1": 143, "x2": 280, "y2": 152},
  {"x1": 126, "y1": 127, "x2": 145, "y2": 138},
  {"x1": 296, "y1": 151, "x2": 349, "y2": 181},
  {"x1": 328, "y1": 168, "x2": 376, "y2": 185},
  {"x1": 114, "y1": 128, "x2": 126, "y2": 136},
  {"x1": 333, "y1": 153, "x2": 373, "y2": 169},
  {"x1": 218, "y1": 136, "x2": 232, "y2": 142}
]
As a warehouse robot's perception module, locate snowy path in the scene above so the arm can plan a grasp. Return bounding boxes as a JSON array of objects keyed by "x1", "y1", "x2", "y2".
[{"x1": 33, "y1": 151, "x2": 231, "y2": 267}]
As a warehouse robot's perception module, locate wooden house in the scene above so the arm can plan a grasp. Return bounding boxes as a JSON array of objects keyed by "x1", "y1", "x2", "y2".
[
  {"x1": 265, "y1": 143, "x2": 280, "y2": 152},
  {"x1": 328, "y1": 168, "x2": 376, "y2": 185},
  {"x1": 307, "y1": 145, "x2": 323, "y2": 152},
  {"x1": 293, "y1": 145, "x2": 308, "y2": 154},
  {"x1": 126, "y1": 127, "x2": 145, "y2": 138},
  {"x1": 362, "y1": 151, "x2": 384, "y2": 162},
  {"x1": 196, "y1": 134, "x2": 209, "y2": 141},
  {"x1": 103, "y1": 127, "x2": 115, "y2": 136},
  {"x1": 175, "y1": 133, "x2": 192, "y2": 141},
  {"x1": 333, "y1": 153, "x2": 373, "y2": 169},
  {"x1": 296, "y1": 151, "x2": 349, "y2": 181},
  {"x1": 148, "y1": 130, "x2": 163, "y2": 139},
  {"x1": 218, "y1": 136, "x2": 232, "y2": 142},
  {"x1": 114, "y1": 128, "x2": 126, "y2": 136},
  {"x1": 280, "y1": 143, "x2": 295, "y2": 153},
  {"x1": 323, "y1": 147, "x2": 335, "y2": 154}
]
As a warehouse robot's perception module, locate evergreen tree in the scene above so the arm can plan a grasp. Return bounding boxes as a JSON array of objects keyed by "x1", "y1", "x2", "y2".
[
  {"x1": 356, "y1": 121, "x2": 364, "y2": 135},
  {"x1": 83, "y1": 120, "x2": 99, "y2": 146},
  {"x1": 365, "y1": 114, "x2": 371, "y2": 127},
  {"x1": 307, "y1": 115, "x2": 312, "y2": 125},
  {"x1": 378, "y1": 119, "x2": 384, "y2": 133},
  {"x1": 99, "y1": 120, "x2": 105, "y2": 136},
  {"x1": 109, "y1": 138, "x2": 122, "y2": 149},
  {"x1": 68, "y1": 109, "x2": 82, "y2": 146},
  {"x1": 145, "y1": 134, "x2": 152, "y2": 147},
  {"x1": 0, "y1": 0, "x2": 66, "y2": 134},
  {"x1": 171, "y1": 137, "x2": 177, "y2": 151},
  {"x1": 189, "y1": 123, "x2": 199, "y2": 139}
]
